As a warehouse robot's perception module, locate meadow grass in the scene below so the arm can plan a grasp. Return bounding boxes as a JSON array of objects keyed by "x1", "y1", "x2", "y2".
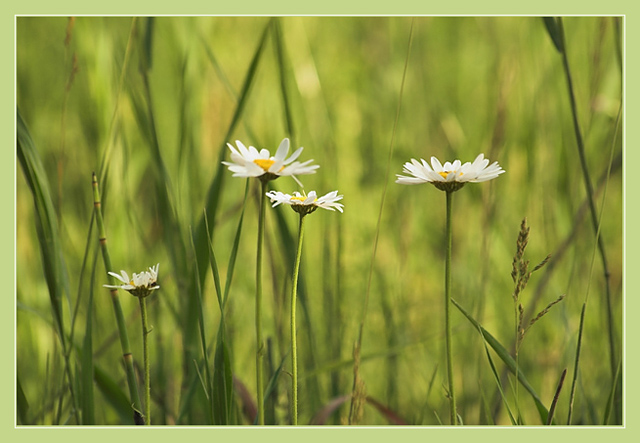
[{"x1": 16, "y1": 16, "x2": 622, "y2": 425}]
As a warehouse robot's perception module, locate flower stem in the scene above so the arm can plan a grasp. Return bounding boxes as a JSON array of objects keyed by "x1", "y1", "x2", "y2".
[
  {"x1": 290, "y1": 213, "x2": 306, "y2": 425},
  {"x1": 139, "y1": 296, "x2": 151, "y2": 425},
  {"x1": 255, "y1": 180, "x2": 267, "y2": 425},
  {"x1": 92, "y1": 173, "x2": 144, "y2": 425},
  {"x1": 444, "y1": 190, "x2": 458, "y2": 425}
]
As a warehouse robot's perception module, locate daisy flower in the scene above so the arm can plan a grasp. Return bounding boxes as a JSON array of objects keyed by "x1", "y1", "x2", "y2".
[
  {"x1": 266, "y1": 189, "x2": 343, "y2": 425},
  {"x1": 104, "y1": 263, "x2": 160, "y2": 298},
  {"x1": 396, "y1": 153, "x2": 504, "y2": 192},
  {"x1": 223, "y1": 138, "x2": 319, "y2": 185},
  {"x1": 265, "y1": 190, "x2": 344, "y2": 215}
]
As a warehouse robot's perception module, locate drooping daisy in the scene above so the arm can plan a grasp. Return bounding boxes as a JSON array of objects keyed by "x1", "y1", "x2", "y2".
[
  {"x1": 266, "y1": 190, "x2": 344, "y2": 215},
  {"x1": 265, "y1": 189, "x2": 343, "y2": 425},
  {"x1": 223, "y1": 138, "x2": 319, "y2": 185},
  {"x1": 104, "y1": 263, "x2": 160, "y2": 298},
  {"x1": 396, "y1": 153, "x2": 504, "y2": 192}
]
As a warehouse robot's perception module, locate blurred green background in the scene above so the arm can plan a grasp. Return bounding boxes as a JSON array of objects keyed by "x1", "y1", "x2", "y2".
[{"x1": 16, "y1": 16, "x2": 622, "y2": 425}]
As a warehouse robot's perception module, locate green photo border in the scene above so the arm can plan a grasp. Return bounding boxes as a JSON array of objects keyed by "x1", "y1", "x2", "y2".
[{"x1": 6, "y1": 1, "x2": 637, "y2": 442}]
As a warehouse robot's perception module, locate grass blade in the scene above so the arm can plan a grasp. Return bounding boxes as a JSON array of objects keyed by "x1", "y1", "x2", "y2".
[
  {"x1": 93, "y1": 365, "x2": 134, "y2": 424},
  {"x1": 80, "y1": 263, "x2": 96, "y2": 424},
  {"x1": 541, "y1": 17, "x2": 563, "y2": 52},
  {"x1": 567, "y1": 302, "x2": 586, "y2": 424},
  {"x1": 477, "y1": 325, "x2": 517, "y2": 425},
  {"x1": 602, "y1": 359, "x2": 622, "y2": 425},
  {"x1": 452, "y1": 298, "x2": 551, "y2": 424},
  {"x1": 202, "y1": 216, "x2": 232, "y2": 425},
  {"x1": 17, "y1": 109, "x2": 79, "y2": 424},
  {"x1": 187, "y1": 227, "x2": 213, "y2": 424},
  {"x1": 17, "y1": 375, "x2": 29, "y2": 424},
  {"x1": 273, "y1": 18, "x2": 296, "y2": 146},
  {"x1": 547, "y1": 369, "x2": 567, "y2": 425},
  {"x1": 349, "y1": 19, "x2": 414, "y2": 423},
  {"x1": 180, "y1": 25, "x2": 271, "y2": 419},
  {"x1": 193, "y1": 18, "x2": 272, "y2": 289},
  {"x1": 212, "y1": 333, "x2": 233, "y2": 425},
  {"x1": 556, "y1": 17, "x2": 618, "y2": 400}
]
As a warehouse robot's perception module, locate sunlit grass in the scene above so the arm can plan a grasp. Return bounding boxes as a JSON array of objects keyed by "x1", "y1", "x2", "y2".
[{"x1": 16, "y1": 16, "x2": 622, "y2": 426}]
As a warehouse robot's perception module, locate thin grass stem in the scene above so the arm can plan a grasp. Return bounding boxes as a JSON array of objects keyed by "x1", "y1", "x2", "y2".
[
  {"x1": 290, "y1": 213, "x2": 306, "y2": 425},
  {"x1": 557, "y1": 16, "x2": 617, "y2": 389},
  {"x1": 348, "y1": 18, "x2": 414, "y2": 424},
  {"x1": 567, "y1": 302, "x2": 585, "y2": 425},
  {"x1": 563, "y1": 89, "x2": 622, "y2": 426}
]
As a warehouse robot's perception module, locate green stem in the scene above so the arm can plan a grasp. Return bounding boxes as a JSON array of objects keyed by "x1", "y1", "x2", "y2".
[
  {"x1": 139, "y1": 296, "x2": 151, "y2": 425},
  {"x1": 557, "y1": 17, "x2": 619, "y2": 422},
  {"x1": 92, "y1": 173, "x2": 144, "y2": 425},
  {"x1": 444, "y1": 190, "x2": 457, "y2": 425},
  {"x1": 557, "y1": 17, "x2": 616, "y2": 388},
  {"x1": 255, "y1": 180, "x2": 267, "y2": 425},
  {"x1": 515, "y1": 316, "x2": 520, "y2": 424},
  {"x1": 290, "y1": 214, "x2": 306, "y2": 425}
]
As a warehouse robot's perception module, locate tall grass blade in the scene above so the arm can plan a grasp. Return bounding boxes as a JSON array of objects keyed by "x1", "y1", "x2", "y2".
[
  {"x1": 602, "y1": 359, "x2": 622, "y2": 425},
  {"x1": 193, "y1": 19, "x2": 272, "y2": 289},
  {"x1": 567, "y1": 302, "x2": 586, "y2": 425},
  {"x1": 202, "y1": 215, "x2": 233, "y2": 425},
  {"x1": 175, "y1": 368, "x2": 201, "y2": 425},
  {"x1": 564, "y1": 98, "x2": 622, "y2": 425},
  {"x1": 133, "y1": 17, "x2": 187, "y2": 279},
  {"x1": 452, "y1": 298, "x2": 550, "y2": 424},
  {"x1": 556, "y1": 17, "x2": 618, "y2": 396},
  {"x1": 349, "y1": 19, "x2": 414, "y2": 423},
  {"x1": 17, "y1": 376, "x2": 29, "y2": 424},
  {"x1": 93, "y1": 365, "x2": 132, "y2": 423},
  {"x1": 259, "y1": 353, "x2": 287, "y2": 425},
  {"x1": 214, "y1": 180, "x2": 250, "y2": 425},
  {"x1": 223, "y1": 179, "x2": 250, "y2": 304},
  {"x1": 80, "y1": 264, "x2": 96, "y2": 424},
  {"x1": 477, "y1": 325, "x2": 517, "y2": 425},
  {"x1": 183, "y1": 25, "x2": 270, "y2": 417},
  {"x1": 17, "y1": 109, "x2": 79, "y2": 424},
  {"x1": 541, "y1": 17, "x2": 563, "y2": 52},
  {"x1": 273, "y1": 18, "x2": 296, "y2": 146},
  {"x1": 95, "y1": 17, "x2": 137, "y2": 186},
  {"x1": 547, "y1": 368, "x2": 567, "y2": 425},
  {"x1": 188, "y1": 227, "x2": 213, "y2": 424},
  {"x1": 212, "y1": 334, "x2": 233, "y2": 425}
]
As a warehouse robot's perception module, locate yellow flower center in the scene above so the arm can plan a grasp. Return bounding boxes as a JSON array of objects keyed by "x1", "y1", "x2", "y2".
[
  {"x1": 254, "y1": 159, "x2": 275, "y2": 171},
  {"x1": 291, "y1": 194, "x2": 318, "y2": 204},
  {"x1": 438, "y1": 171, "x2": 462, "y2": 179}
]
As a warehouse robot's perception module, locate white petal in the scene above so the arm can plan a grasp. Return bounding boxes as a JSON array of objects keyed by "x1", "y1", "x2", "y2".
[
  {"x1": 235, "y1": 140, "x2": 251, "y2": 159},
  {"x1": 284, "y1": 146, "x2": 304, "y2": 165},
  {"x1": 274, "y1": 138, "x2": 290, "y2": 161},
  {"x1": 430, "y1": 156, "x2": 443, "y2": 172}
]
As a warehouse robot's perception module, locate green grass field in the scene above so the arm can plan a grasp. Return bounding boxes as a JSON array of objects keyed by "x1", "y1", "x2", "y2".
[{"x1": 16, "y1": 16, "x2": 623, "y2": 426}]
